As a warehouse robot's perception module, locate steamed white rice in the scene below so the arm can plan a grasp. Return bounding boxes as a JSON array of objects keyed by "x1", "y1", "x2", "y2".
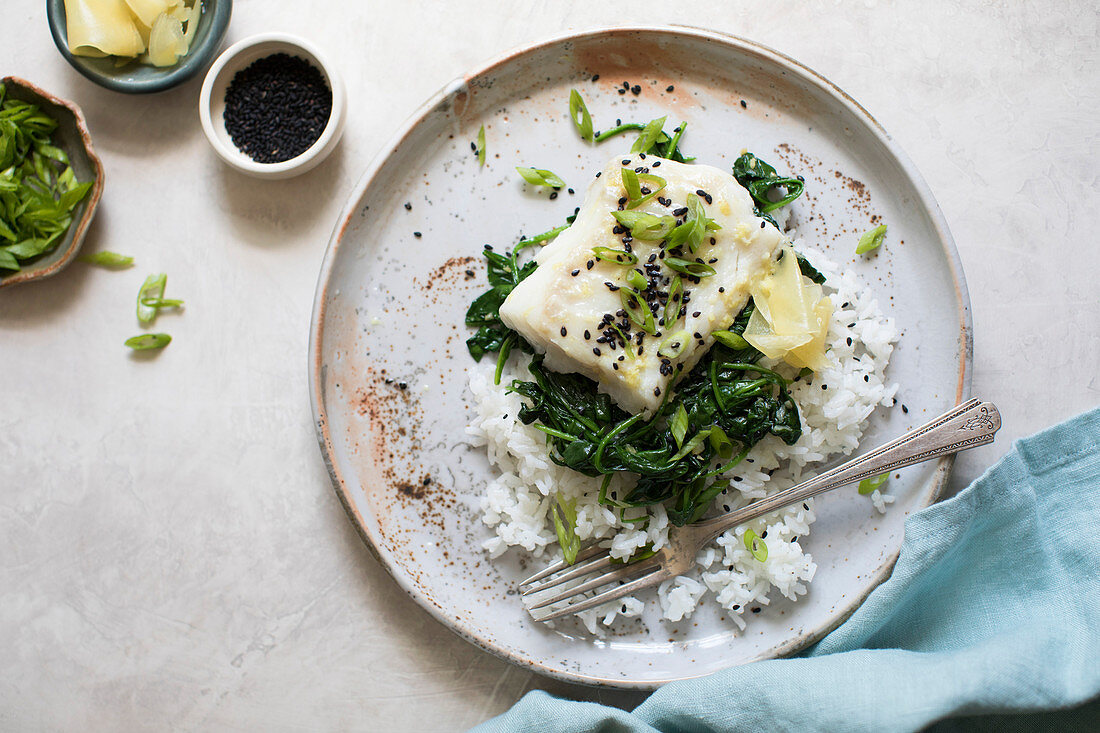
[{"x1": 466, "y1": 244, "x2": 898, "y2": 632}]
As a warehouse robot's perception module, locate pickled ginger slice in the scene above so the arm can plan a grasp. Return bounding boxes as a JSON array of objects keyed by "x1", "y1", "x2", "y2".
[
  {"x1": 744, "y1": 246, "x2": 832, "y2": 371},
  {"x1": 64, "y1": 0, "x2": 146, "y2": 58}
]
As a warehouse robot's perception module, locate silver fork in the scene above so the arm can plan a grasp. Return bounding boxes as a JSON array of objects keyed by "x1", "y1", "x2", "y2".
[{"x1": 520, "y1": 398, "x2": 1001, "y2": 621}]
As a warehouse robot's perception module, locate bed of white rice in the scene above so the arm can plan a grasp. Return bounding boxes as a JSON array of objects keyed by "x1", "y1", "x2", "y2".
[{"x1": 466, "y1": 244, "x2": 898, "y2": 633}]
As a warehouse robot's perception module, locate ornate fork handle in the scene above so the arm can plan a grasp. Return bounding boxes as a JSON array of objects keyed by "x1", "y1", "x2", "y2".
[{"x1": 693, "y1": 399, "x2": 1002, "y2": 544}]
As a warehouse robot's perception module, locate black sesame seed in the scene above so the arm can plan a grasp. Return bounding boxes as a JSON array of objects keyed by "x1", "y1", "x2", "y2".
[
  {"x1": 612, "y1": 362, "x2": 619, "y2": 370},
  {"x1": 568, "y1": 188, "x2": 575, "y2": 195},
  {"x1": 732, "y1": 604, "x2": 741, "y2": 610},
  {"x1": 413, "y1": 231, "x2": 422, "y2": 238},
  {"x1": 470, "y1": 141, "x2": 477, "y2": 151},
  {"x1": 591, "y1": 74, "x2": 600, "y2": 81},
  {"x1": 549, "y1": 191, "x2": 558, "y2": 200},
  {"x1": 631, "y1": 85, "x2": 641, "y2": 95},
  {"x1": 692, "y1": 311, "x2": 701, "y2": 318},
  {"x1": 654, "y1": 387, "x2": 661, "y2": 396},
  {"x1": 586, "y1": 260, "x2": 594, "y2": 270},
  {"x1": 864, "y1": 374, "x2": 870, "y2": 382},
  {"x1": 751, "y1": 607, "x2": 761, "y2": 614},
  {"x1": 652, "y1": 160, "x2": 661, "y2": 167},
  {"x1": 902, "y1": 404, "x2": 909, "y2": 414},
  {"x1": 740, "y1": 99, "x2": 747, "y2": 109},
  {"x1": 618, "y1": 88, "x2": 626, "y2": 95},
  {"x1": 595, "y1": 171, "x2": 602, "y2": 178},
  {"x1": 584, "y1": 330, "x2": 590, "y2": 340},
  {"x1": 571, "y1": 269, "x2": 580, "y2": 276},
  {"x1": 560, "y1": 326, "x2": 567, "y2": 337},
  {"x1": 404, "y1": 202, "x2": 412, "y2": 210},
  {"x1": 223, "y1": 53, "x2": 333, "y2": 164},
  {"x1": 760, "y1": 221, "x2": 766, "y2": 229},
  {"x1": 718, "y1": 287, "x2": 725, "y2": 293},
  {"x1": 666, "y1": 85, "x2": 674, "y2": 92}
]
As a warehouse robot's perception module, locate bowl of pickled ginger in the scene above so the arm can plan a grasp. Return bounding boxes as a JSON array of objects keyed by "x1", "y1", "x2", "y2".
[{"x1": 47, "y1": 0, "x2": 232, "y2": 94}]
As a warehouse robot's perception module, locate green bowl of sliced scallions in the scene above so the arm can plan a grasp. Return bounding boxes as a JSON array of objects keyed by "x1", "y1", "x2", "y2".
[{"x1": 0, "y1": 77, "x2": 105, "y2": 289}]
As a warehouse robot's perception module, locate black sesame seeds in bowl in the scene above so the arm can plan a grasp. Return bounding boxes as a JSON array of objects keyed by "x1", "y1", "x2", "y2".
[{"x1": 199, "y1": 34, "x2": 346, "y2": 179}]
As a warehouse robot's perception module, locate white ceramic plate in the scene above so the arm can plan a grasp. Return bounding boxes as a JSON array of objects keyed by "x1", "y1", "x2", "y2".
[{"x1": 309, "y1": 27, "x2": 971, "y2": 689}]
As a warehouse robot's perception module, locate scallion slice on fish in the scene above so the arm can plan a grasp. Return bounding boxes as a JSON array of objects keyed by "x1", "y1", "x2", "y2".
[
  {"x1": 658, "y1": 329, "x2": 690, "y2": 358},
  {"x1": 611, "y1": 211, "x2": 676, "y2": 240},
  {"x1": 664, "y1": 257, "x2": 716, "y2": 278},
  {"x1": 591, "y1": 246, "x2": 637, "y2": 265}
]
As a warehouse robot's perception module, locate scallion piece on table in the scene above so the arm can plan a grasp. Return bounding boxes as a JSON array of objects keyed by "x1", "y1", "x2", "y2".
[
  {"x1": 476, "y1": 125, "x2": 486, "y2": 167},
  {"x1": 516, "y1": 167, "x2": 565, "y2": 189},
  {"x1": 140, "y1": 297, "x2": 184, "y2": 308},
  {"x1": 856, "y1": 224, "x2": 887, "y2": 255},
  {"x1": 124, "y1": 333, "x2": 171, "y2": 350},
  {"x1": 136, "y1": 273, "x2": 167, "y2": 324},
  {"x1": 858, "y1": 472, "x2": 890, "y2": 495},
  {"x1": 79, "y1": 251, "x2": 133, "y2": 268},
  {"x1": 743, "y1": 528, "x2": 768, "y2": 562},
  {"x1": 568, "y1": 90, "x2": 594, "y2": 142}
]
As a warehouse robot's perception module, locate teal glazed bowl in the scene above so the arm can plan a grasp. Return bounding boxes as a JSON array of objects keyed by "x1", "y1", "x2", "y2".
[{"x1": 46, "y1": 0, "x2": 232, "y2": 94}]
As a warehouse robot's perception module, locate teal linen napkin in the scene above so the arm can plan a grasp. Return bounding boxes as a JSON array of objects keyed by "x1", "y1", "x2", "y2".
[{"x1": 472, "y1": 407, "x2": 1100, "y2": 732}]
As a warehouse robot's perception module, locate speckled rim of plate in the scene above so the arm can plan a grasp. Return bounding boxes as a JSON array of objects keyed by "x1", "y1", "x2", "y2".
[{"x1": 308, "y1": 25, "x2": 973, "y2": 688}]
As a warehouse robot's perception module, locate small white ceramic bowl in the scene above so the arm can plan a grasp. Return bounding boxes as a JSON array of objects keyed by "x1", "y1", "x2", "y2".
[{"x1": 199, "y1": 33, "x2": 346, "y2": 179}]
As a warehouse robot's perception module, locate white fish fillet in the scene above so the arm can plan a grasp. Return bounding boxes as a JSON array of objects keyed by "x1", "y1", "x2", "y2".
[{"x1": 500, "y1": 154, "x2": 784, "y2": 416}]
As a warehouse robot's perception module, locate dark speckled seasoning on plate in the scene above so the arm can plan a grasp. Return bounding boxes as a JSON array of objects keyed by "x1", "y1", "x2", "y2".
[{"x1": 223, "y1": 53, "x2": 332, "y2": 164}]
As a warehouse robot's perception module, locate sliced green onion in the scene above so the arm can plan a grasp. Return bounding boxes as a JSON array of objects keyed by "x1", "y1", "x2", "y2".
[
  {"x1": 591, "y1": 245, "x2": 638, "y2": 265},
  {"x1": 663, "y1": 275, "x2": 683, "y2": 326},
  {"x1": 140, "y1": 297, "x2": 184, "y2": 308},
  {"x1": 80, "y1": 251, "x2": 133, "y2": 268},
  {"x1": 743, "y1": 528, "x2": 768, "y2": 562},
  {"x1": 670, "y1": 427, "x2": 712, "y2": 462},
  {"x1": 630, "y1": 116, "x2": 667, "y2": 153},
  {"x1": 619, "y1": 289, "x2": 656, "y2": 335},
  {"x1": 621, "y1": 167, "x2": 642, "y2": 200},
  {"x1": 611, "y1": 210, "x2": 676, "y2": 240},
  {"x1": 713, "y1": 330, "x2": 750, "y2": 350},
  {"x1": 670, "y1": 403, "x2": 689, "y2": 449},
  {"x1": 125, "y1": 333, "x2": 171, "y2": 350},
  {"x1": 858, "y1": 472, "x2": 890, "y2": 495},
  {"x1": 665, "y1": 196, "x2": 716, "y2": 254},
  {"x1": 856, "y1": 224, "x2": 887, "y2": 255},
  {"x1": 664, "y1": 257, "x2": 716, "y2": 278},
  {"x1": 625, "y1": 269, "x2": 647, "y2": 291},
  {"x1": 658, "y1": 329, "x2": 691, "y2": 358},
  {"x1": 607, "y1": 322, "x2": 636, "y2": 359},
  {"x1": 476, "y1": 125, "x2": 486, "y2": 167},
  {"x1": 708, "y1": 424, "x2": 735, "y2": 459},
  {"x1": 516, "y1": 167, "x2": 565, "y2": 188},
  {"x1": 663, "y1": 121, "x2": 688, "y2": 158},
  {"x1": 136, "y1": 273, "x2": 167, "y2": 324},
  {"x1": 569, "y1": 90, "x2": 594, "y2": 142},
  {"x1": 628, "y1": 173, "x2": 667, "y2": 209},
  {"x1": 551, "y1": 494, "x2": 581, "y2": 564}
]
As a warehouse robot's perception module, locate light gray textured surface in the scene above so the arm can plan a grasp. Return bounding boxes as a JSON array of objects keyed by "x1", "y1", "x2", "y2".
[{"x1": 1, "y1": 1, "x2": 1097, "y2": 730}]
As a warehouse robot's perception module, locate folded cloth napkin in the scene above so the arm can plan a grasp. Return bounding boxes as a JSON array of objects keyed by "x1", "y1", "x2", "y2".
[{"x1": 472, "y1": 407, "x2": 1100, "y2": 732}]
